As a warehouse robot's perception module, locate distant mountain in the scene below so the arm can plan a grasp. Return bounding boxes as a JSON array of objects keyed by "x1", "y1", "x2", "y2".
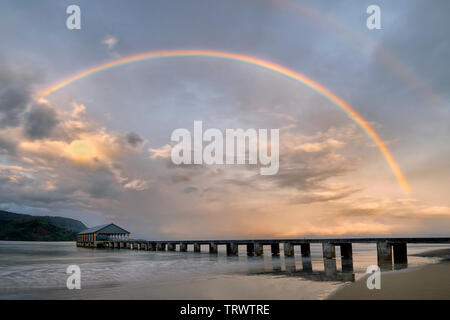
[
  {"x1": 0, "y1": 210, "x2": 88, "y2": 241},
  {"x1": 0, "y1": 210, "x2": 87, "y2": 232}
]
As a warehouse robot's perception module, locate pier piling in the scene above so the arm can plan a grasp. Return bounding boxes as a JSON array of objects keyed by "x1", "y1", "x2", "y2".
[
  {"x1": 284, "y1": 242, "x2": 294, "y2": 257},
  {"x1": 301, "y1": 244, "x2": 311, "y2": 258},
  {"x1": 285, "y1": 258, "x2": 296, "y2": 273},
  {"x1": 393, "y1": 243, "x2": 408, "y2": 269},
  {"x1": 377, "y1": 241, "x2": 393, "y2": 270},
  {"x1": 246, "y1": 243, "x2": 255, "y2": 256},
  {"x1": 254, "y1": 242, "x2": 263, "y2": 256},
  {"x1": 271, "y1": 243, "x2": 280, "y2": 256},
  {"x1": 322, "y1": 243, "x2": 336, "y2": 259},
  {"x1": 324, "y1": 257, "x2": 337, "y2": 276},
  {"x1": 226, "y1": 243, "x2": 238, "y2": 256},
  {"x1": 209, "y1": 242, "x2": 218, "y2": 254},
  {"x1": 302, "y1": 255, "x2": 313, "y2": 271},
  {"x1": 340, "y1": 243, "x2": 354, "y2": 272}
]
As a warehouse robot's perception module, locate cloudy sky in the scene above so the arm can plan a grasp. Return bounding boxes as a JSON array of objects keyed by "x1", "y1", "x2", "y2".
[{"x1": 0, "y1": 0, "x2": 449, "y2": 239}]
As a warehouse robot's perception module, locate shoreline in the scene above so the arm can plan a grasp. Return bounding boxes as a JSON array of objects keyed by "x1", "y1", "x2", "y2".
[{"x1": 328, "y1": 248, "x2": 450, "y2": 300}]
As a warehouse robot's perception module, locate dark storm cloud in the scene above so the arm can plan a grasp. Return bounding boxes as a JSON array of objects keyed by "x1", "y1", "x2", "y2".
[
  {"x1": 0, "y1": 170, "x2": 77, "y2": 207},
  {"x1": 82, "y1": 167, "x2": 122, "y2": 199},
  {"x1": 125, "y1": 131, "x2": 144, "y2": 147},
  {"x1": 0, "y1": 64, "x2": 34, "y2": 128},
  {"x1": 0, "y1": 162, "x2": 122, "y2": 210},
  {"x1": 0, "y1": 136, "x2": 16, "y2": 155},
  {"x1": 24, "y1": 103, "x2": 59, "y2": 140},
  {"x1": 269, "y1": 165, "x2": 350, "y2": 191},
  {"x1": 183, "y1": 186, "x2": 198, "y2": 193}
]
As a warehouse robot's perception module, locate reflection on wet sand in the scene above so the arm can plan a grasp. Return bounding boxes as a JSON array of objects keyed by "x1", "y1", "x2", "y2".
[{"x1": 243, "y1": 255, "x2": 355, "y2": 283}]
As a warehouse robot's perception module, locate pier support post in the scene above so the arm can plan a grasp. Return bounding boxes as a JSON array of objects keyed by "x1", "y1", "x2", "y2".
[
  {"x1": 157, "y1": 243, "x2": 165, "y2": 251},
  {"x1": 272, "y1": 257, "x2": 281, "y2": 272},
  {"x1": 284, "y1": 243, "x2": 294, "y2": 257},
  {"x1": 340, "y1": 243, "x2": 353, "y2": 258},
  {"x1": 194, "y1": 243, "x2": 201, "y2": 252},
  {"x1": 209, "y1": 242, "x2": 217, "y2": 254},
  {"x1": 167, "y1": 243, "x2": 175, "y2": 251},
  {"x1": 226, "y1": 243, "x2": 238, "y2": 256},
  {"x1": 322, "y1": 243, "x2": 336, "y2": 259},
  {"x1": 301, "y1": 243, "x2": 311, "y2": 257},
  {"x1": 324, "y1": 257, "x2": 337, "y2": 277},
  {"x1": 149, "y1": 243, "x2": 156, "y2": 251},
  {"x1": 302, "y1": 255, "x2": 313, "y2": 272},
  {"x1": 285, "y1": 257, "x2": 296, "y2": 273},
  {"x1": 246, "y1": 243, "x2": 255, "y2": 256},
  {"x1": 180, "y1": 243, "x2": 187, "y2": 252},
  {"x1": 377, "y1": 242, "x2": 393, "y2": 270},
  {"x1": 254, "y1": 242, "x2": 263, "y2": 256},
  {"x1": 271, "y1": 243, "x2": 280, "y2": 256},
  {"x1": 340, "y1": 243, "x2": 353, "y2": 272},
  {"x1": 393, "y1": 243, "x2": 408, "y2": 269}
]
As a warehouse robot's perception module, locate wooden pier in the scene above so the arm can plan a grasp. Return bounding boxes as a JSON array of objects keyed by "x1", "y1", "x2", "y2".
[{"x1": 77, "y1": 232, "x2": 450, "y2": 271}]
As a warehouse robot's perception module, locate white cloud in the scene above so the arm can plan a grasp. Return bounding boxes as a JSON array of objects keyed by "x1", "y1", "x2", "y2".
[
  {"x1": 149, "y1": 144, "x2": 172, "y2": 159},
  {"x1": 101, "y1": 35, "x2": 119, "y2": 50},
  {"x1": 123, "y1": 179, "x2": 149, "y2": 191}
]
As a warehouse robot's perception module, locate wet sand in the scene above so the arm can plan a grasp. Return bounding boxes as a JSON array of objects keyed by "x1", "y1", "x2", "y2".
[{"x1": 329, "y1": 248, "x2": 450, "y2": 300}]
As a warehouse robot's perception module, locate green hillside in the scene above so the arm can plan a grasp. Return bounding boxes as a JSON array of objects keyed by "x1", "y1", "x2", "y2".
[
  {"x1": 0, "y1": 210, "x2": 87, "y2": 232},
  {"x1": 0, "y1": 210, "x2": 88, "y2": 241}
]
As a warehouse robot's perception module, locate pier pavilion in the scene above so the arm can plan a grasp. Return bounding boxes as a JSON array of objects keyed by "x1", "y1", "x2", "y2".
[{"x1": 77, "y1": 223, "x2": 130, "y2": 248}]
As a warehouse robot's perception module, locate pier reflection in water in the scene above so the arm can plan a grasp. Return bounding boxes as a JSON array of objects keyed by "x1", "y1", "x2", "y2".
[{"x1": 242, "y1": 254, "x2": 355, "y2": 283}]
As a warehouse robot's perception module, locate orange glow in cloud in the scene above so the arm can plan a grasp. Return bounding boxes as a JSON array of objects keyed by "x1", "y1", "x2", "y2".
[
  {"x1": 19, "y1": 133, "x2": 119, "y2": 167},
  {"x1": 38, "y1": 50, "x2": 411, "y2": 194},
  {"x1": 67, "y1": 140, "x2": 96, "y2": 160}
]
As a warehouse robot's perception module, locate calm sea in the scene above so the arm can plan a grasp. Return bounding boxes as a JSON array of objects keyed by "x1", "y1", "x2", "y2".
[{"x1": 0, "y1": 241, "x2": 447, "y2": 299}]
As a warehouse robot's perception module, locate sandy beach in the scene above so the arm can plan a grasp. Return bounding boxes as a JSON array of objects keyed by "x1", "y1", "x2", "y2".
[{"x1": 329, "y1": 249, "x2": 450, "y2": 300}]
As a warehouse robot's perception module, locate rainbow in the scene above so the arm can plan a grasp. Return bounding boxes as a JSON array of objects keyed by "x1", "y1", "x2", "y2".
[{"x1": 39, "y1": 49, "x2": 411, "y2": 194}]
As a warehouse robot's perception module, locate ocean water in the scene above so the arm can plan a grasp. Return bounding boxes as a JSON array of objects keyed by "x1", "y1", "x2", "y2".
[{"x1": 0, "y1": 241, "x2": 447, "y2": 299}]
